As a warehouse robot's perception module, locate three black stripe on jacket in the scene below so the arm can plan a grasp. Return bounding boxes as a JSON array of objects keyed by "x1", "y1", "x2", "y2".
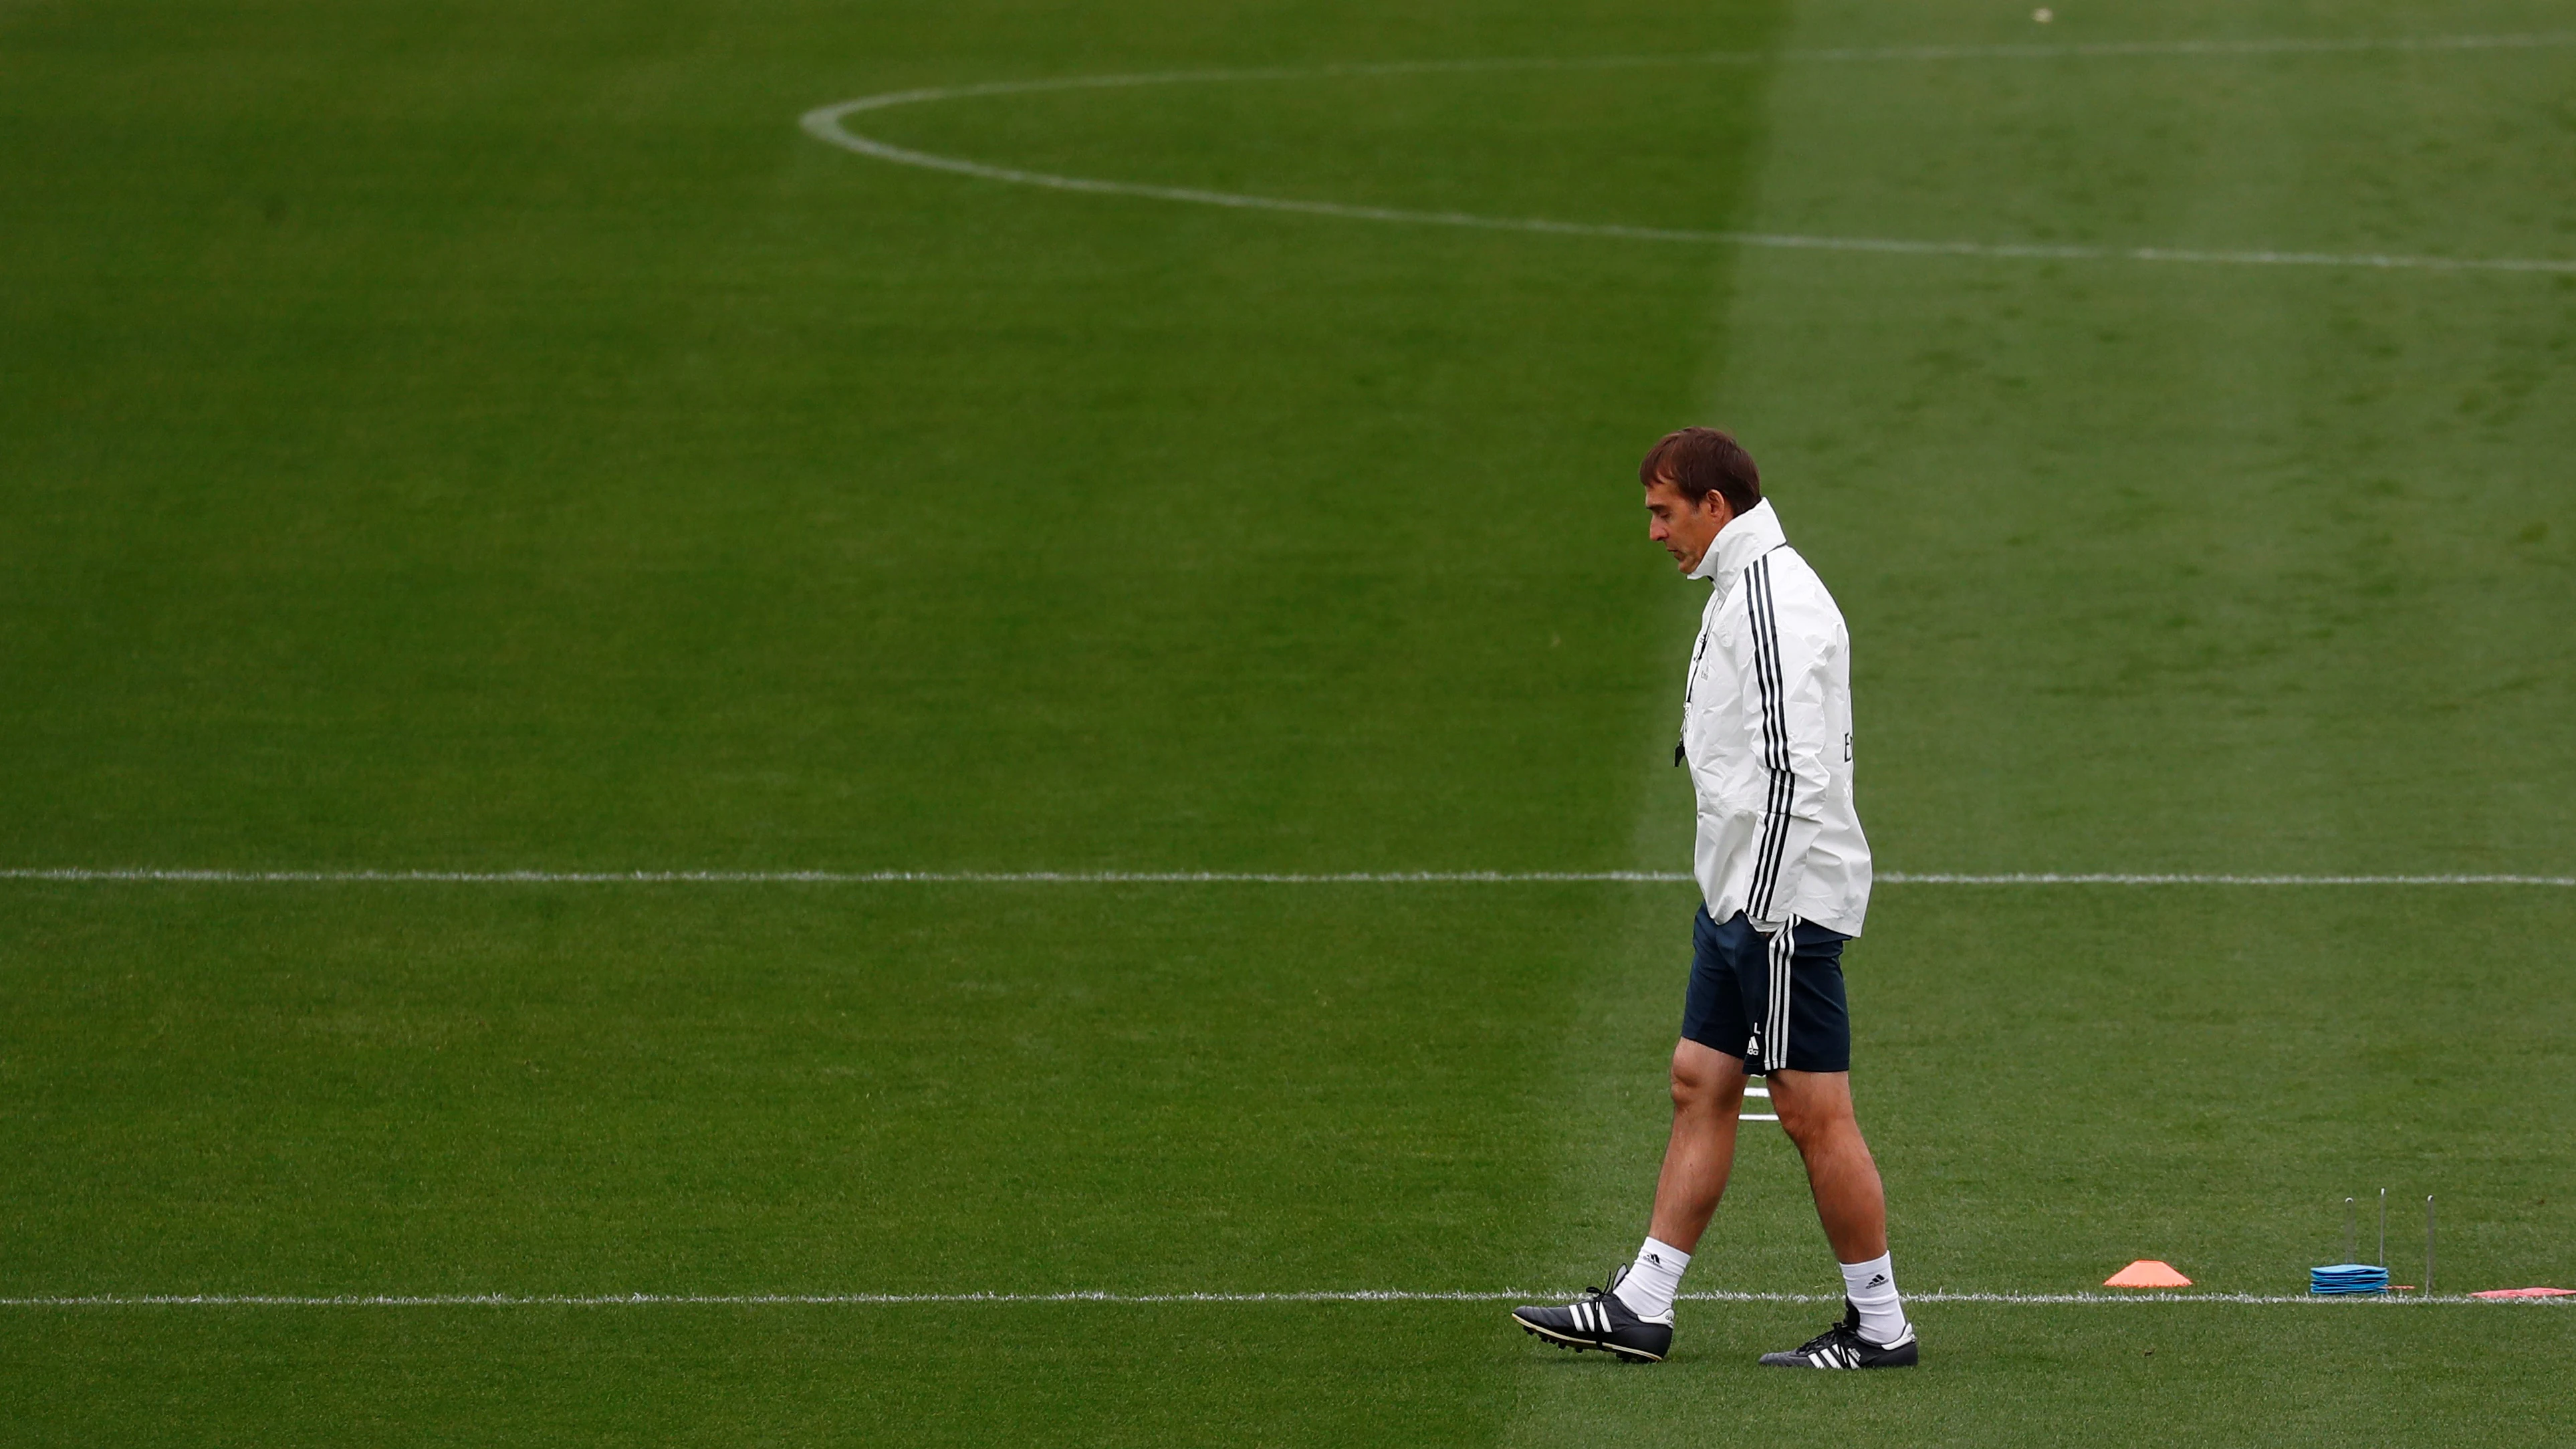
[
  {"x1": 1744, "y1": 553, "x2": 1794, "y2": 925},
  {"x1": 1744, "y1": 554, "x2": 1798, "y2": 1073}
]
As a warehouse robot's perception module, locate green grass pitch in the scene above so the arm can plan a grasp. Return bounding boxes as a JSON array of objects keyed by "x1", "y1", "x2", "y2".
[{"x1": 5, "y1": 0, "x2": 2574, "y2": 1442}]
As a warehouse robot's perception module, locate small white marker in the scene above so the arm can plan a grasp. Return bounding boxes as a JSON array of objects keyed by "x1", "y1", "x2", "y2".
[{"x1": 2034, "y1": 7, "x2": 2054, "y2": 21}]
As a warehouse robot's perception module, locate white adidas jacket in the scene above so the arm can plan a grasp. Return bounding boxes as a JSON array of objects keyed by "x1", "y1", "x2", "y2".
[{"x1": 1679, "y1": 499, "x2": 1872, "y2": 937}]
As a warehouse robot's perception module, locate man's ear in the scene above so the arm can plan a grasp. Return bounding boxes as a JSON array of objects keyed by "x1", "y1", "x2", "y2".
[{"x1": 1701, "y1": 491, "x2": 1735, "y2": 528}]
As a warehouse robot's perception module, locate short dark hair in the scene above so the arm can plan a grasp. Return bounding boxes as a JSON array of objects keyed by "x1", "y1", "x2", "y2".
[{"x1": 1639, "y1": 427, "x2": 1761, "y2": 515}]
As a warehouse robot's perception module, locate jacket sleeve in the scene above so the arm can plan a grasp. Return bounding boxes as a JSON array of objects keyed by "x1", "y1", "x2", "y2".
[{"x1": 1742, "y1": 560, "x2": 1840, "y2": 932}]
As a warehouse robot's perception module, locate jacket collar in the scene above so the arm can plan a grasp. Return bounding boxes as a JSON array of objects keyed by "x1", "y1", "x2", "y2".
[{"x1": 1686, "y1": 497, "x2": 1786, "y2": 596}]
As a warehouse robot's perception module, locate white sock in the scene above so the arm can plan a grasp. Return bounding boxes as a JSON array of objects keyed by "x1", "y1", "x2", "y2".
[
  {"x1": 1839, "y1": 1253, "x2": 1907, "y2": 1345},
  {"x1": 1612, "y1": 1237, "x2": 1689, "y2": 1322}
]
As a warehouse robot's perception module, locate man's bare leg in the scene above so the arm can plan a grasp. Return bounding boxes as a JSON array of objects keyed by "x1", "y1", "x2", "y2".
[
  {"x1": 1566, "y1": 1037, "x2": 1748, "y2": 1331},
  {"x1": 1766, "y1": 1069, "x2": 1886, "y2": 1260},
  {"x1": 1645, "y1": 1038, "x2": 1750, "y2": 1251},
  {"x1": 1767, "y1": 1068, "x2": 1910, "y2": 1348}
]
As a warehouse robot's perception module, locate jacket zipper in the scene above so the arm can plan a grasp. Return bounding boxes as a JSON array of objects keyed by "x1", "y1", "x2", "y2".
[{"x1": 1676, "y1": 615, "x2": 1714, "y2": 767}]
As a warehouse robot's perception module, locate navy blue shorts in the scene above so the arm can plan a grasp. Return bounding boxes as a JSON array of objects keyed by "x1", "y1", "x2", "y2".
[{"x1": 1681, "y1": 907, "x2": 1853, "y2": 1075}]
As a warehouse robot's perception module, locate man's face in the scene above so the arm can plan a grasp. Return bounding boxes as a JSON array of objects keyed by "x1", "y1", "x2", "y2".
[{"x1": 1643, "y1": 477, "x2": 1735, "y2": 574}]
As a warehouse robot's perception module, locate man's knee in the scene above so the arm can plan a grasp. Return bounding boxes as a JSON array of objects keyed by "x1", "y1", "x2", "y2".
[{"x1": 1768, "y1": 1071, "x2": 1858, "y2": 1145}]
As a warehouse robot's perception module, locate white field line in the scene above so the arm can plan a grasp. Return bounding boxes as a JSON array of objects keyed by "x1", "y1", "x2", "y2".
[
  {"x1": 1, "y1": 1289, "x2": 2554, "y2": 1309},
  {"x1": 1882, "y1": 873, "x2": 2576, "y2": 886},
  {"x1": 5, "y1": 869, "x2": 2571, "y2": 886},
  {"x1": 798, "y1": 33, "x2": 2576, "y2": 276}
]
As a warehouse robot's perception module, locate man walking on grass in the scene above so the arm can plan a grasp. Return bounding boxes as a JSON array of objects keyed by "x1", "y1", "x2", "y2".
[{"x1": 1513, "y1": 427, "x2": 1916, "y2": 1369}]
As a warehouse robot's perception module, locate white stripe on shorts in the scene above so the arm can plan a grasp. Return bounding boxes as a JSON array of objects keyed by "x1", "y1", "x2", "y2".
[{"x1": 1765, "y1": 919, "x2": 1796, "y2": 1074}]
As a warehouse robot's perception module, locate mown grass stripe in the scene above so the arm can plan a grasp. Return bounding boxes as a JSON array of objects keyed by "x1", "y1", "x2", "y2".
[
  {"x1": 3, "y1": 1290, "x2": 2555, "y2": 1307},
  {"x1": 3, "y1": 869, "x2": 2569, "y2": 885}
]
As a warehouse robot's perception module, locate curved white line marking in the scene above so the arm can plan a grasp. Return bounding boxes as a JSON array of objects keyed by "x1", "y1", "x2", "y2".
[
  {"x1": 799, "y1": 33, "x2": 2576, "y2": 275},
  {"x1": 5, "y1": 869, "x2": 2570, "y2": 885},
  {"x1": 0, "y1": 1289, "x2": 2541, "y2": 1307}
]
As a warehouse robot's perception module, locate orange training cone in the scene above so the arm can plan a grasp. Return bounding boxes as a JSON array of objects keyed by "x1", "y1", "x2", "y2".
[{"x1": 2104, "y1": 1260, "x2": 2193, "y2": 1289}]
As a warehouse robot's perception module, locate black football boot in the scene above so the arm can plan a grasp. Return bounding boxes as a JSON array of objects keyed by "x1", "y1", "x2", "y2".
[
  {"x1": 1511, "y1": 1266, "x2": 1674, "y2": 1363},
  {"x1": 1756, "y1": 1299, "x2": 1918, "y2": 1369}
]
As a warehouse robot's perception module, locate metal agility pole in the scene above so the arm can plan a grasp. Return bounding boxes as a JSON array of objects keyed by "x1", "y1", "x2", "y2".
[{"x1": 2426, "y1": 1196, "x2": 2436, "y2": 1296}]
